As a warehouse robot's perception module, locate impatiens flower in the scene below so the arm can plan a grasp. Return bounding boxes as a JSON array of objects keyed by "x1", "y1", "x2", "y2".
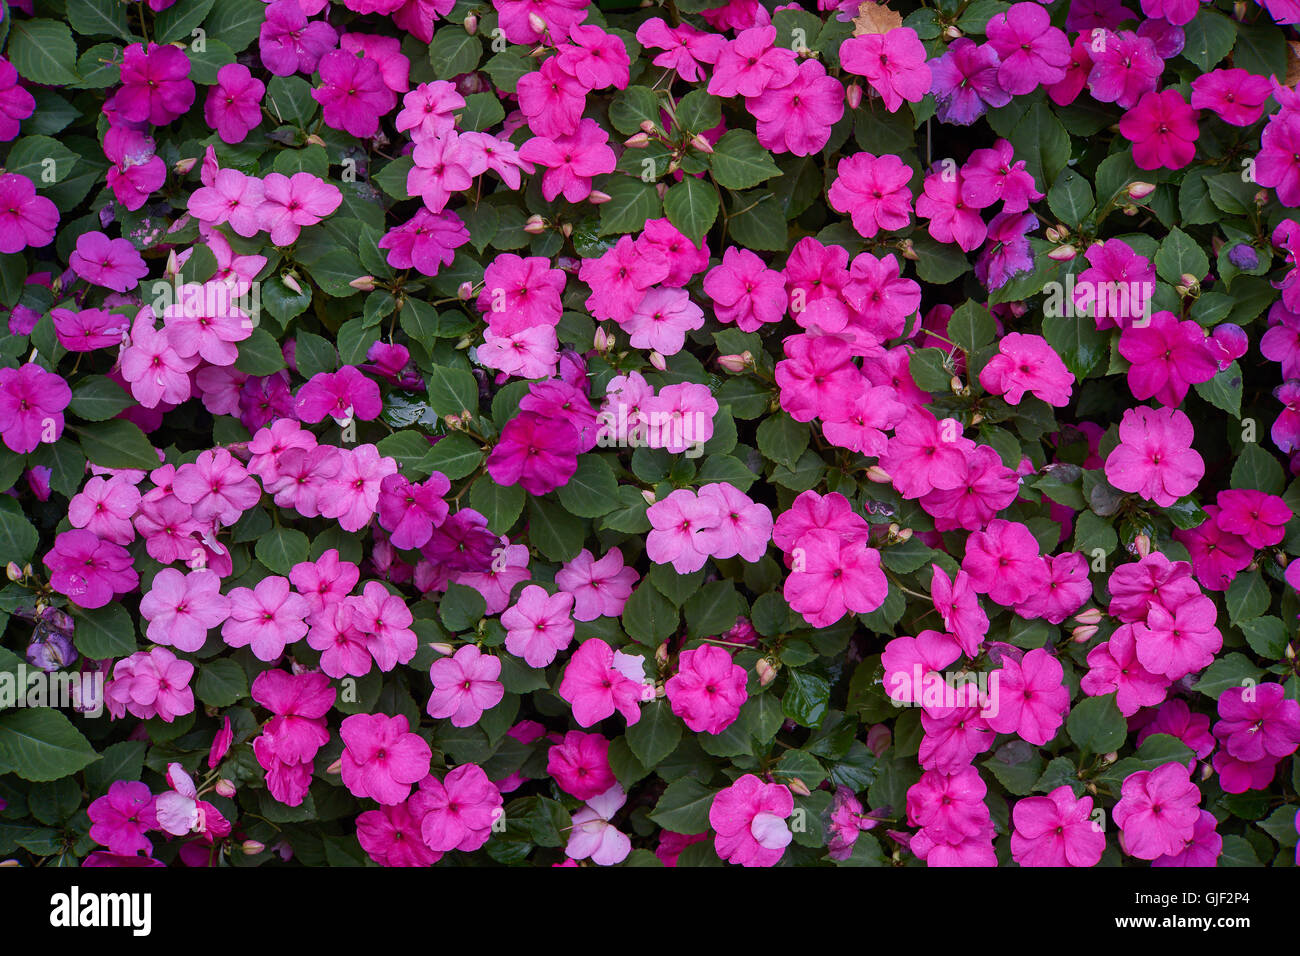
[
  {"x1": 348, "y1": 580, "x2": 418, "y2": 671},
  {"x1": 172, "y1": 448, "x2": 260, "y2": 526},
  {"x1": 116, "y1": 43, "x2": 195, "y2": 125},
  {"x1": 979, "y1": 332, "x2": 1073, "y2": 406},
  {"x1": 920, "y1": 443, "x2": 1019, "y2": 533},
  {"x1": 320, "y1": 444, "x2": 400, "y2": 532},
  {"x1": 1104, "y1": 405, "x2": 1204, "y2": 508},
  {"x1": 748, "y1": 58, "x2": 844, "y2": 157},
  {"x1": 139, "y1": 568, "x2": 231, "y2": 652},
  {"x1": 105, "y1": 647, "x2": 194, "y2": 722},
  {"x1": 1072, "y1": 237, "x2": 1156, "y2": 330},
  {"x1": 519, "y1": 119, "x2": 616, "y2": 203},
  {"x1": 356, "y1": 802, "x2": 441, "y2": 867},
  {"x1": 828, "y1": 152, "x2": 913, "y2": 239},
  {"x1": 1175, "y1": 508, "x2": 1255, "y2": 593},
  {"x1": 1014, "y1": 551, "x2": 1093, "y2": 625},
  {"x1": 975, "y1": 210, "x2": 1037, "y2": 290},
  {"x1": 556, "y1": 24, "x2": 630, "y2": 90},
  {"x1": 1119, "y1": 311, "x2": 1217, "y2": 406},
  {"x1": 502, "y1": 585, "x2": 575, "y2": 668},
  {"x1": 930, "y1": 565, "x2": 989, "y2": 658},
  {"x1": 985, "y1": 647, "x2": 1070, "y2": 745},
  {"x1": 709, "y1": 774, "x2": 794, "y2": 867},
  {"x1": 1113, "y1": 762, "x2": 1201, "y2": 860},
  {"x1": 339, "y1": 713, "x2": 432, "y2": 805},
  {"x1": 555, "y1": 548, "x2": 639, "y2": 621},
  {"x1": 427, "y1": 644, "x2": 505, "y2": 727},
  {"x1": 961, "y1": 519, "x2": 1046, "y2": 608},
  {"x1": 1120, "y1": 89, "x2": 1199, "y2": 171},
  {"x1": 1080, "y1": 623, "x2": 1170, "y2": 716},
  {"x1": 155, "y1": 764, "x2": 229, "y2": 839},
  {"x1": 915, "y1": 170, "x2": 987, "y2": 252},
  {"x1": 486, "y1": 412, "x2": 582, "y2": 495},
  {"x1": 379, "y1": 209, "x2": 469, "y2": 276},
  {"x1": 376, "y1": 472, "x2": 450, "y2": 551},
  {"x1": 258, "y1": 172, "x2": 343, "y2": 246},
  {"x1": 548, "y1": 731, "x2": 617, "y2": 800},
  {"x1": 0, "y1": 173, "x2": 58, "y2": 253},
  {"x1": 259, "y1": 0, "x2": 338, "y2": 76},
  {"x1": 708, "y1": 26, "x2": 797, "y2": 98},
  {"x1": 296, "y1": 365, "x2": 383, "y2": 425},
  {"x1": 221, "y1": 575, "x2": 310, "y2": 661},
  {"x1": 882, "y1": 630, "x2": 961, "y2": 705},
  {"x1": 313, "y1": 49, "x2": 393, "y2": 138},
  {"x1": 775, "y1": 333, "x2": 861, "y2": 423},
  {"x1": 984, "y1": 3, "x2": 1071, "y2": 95},
  {"x1": 1010, "y1": 785, "x2": 1105, "y2": 867},
  {"x1": 960, "y1": 139, "x2": 1043, "y2": 212},
  {"x1": 1214, "y1": 682, "x2": 1300, "y2": 764},
  {"x1": 558, "y1": 638, "x2": 645, "y2": 728},
  {"x1": 929, "y1": 38, "x2": 1011, "y2": 125},
  {"x1": 103, "y1": 126, "x2": 166, "y2": 212},
  {"x1": 907, "y1": 766, "x2": 989, "y2": 845},
  {"x1": 705, "y1": 247, "x2": 788, "y2": 331},
  {"x1": 205, "y1": 63, "x2": 265, "y2": 144},
  {"x1": 70, "y1": 232, "x2": 148, "y2": 293},
  {"x1": 666, "y1": 644, "x2": 748, "y2": 735},
  {"x1": 44, "y1": 529, "x2": 138, "y2": 609},
  {"x1": 784, "y1": 528, "x2": 888, "y2": 628},
  {"x1": 1190, "y1": 69, "x2": 1271, "y2": 127},
  {"x1": 396, "y1": 81, "x2": 464, "y2": 140},
  {"x1": 411, "y1": 764, "x2": 502, "y2": 853},
  {"x1": 839, "y1": 27, "x2": 931, "y2": 112},
  {"x1": 1152, "y1": 810, "x2": 1222, "y2": 867},
  {"x1": 646, "y1": 488, "x2": 716, "y2": 574},
  {"x1": 620, "y1": 287, "x2": 705, "y2": 356},
  {"x1": 1135, "y1": 594, "x2": 1222, "y2": 681},
  {"x1": 566, "y1": 785, "x2": 632, "y2": 866},
  {"x1": 694, "y1": 482, "x2": 773, "y2": 562},
  {"x1": 1214, "y1": 489, "x2": 1292, "y2": 549},
  {"x1": 516, "y1": 57, "x2": 586, "y2": 140},
  {"x1": 0, "y1": 57, "x2": 35, "y2": 140},
  {"x1": 88, "y1": 781, "x2": 157, "y2": 857},
  {"x1": 0, "y1": 362, "x2": 71, "y2": 454},
  {"x1": 635, "y1": 18, "x2": 726, "y2": 83},
  {"x1": 1087, "y1": 30, "x2": 1163, "y2": 108}
]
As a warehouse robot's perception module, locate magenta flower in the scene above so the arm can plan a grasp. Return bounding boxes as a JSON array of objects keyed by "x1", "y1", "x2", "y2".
[
  {"x1": 519, "y1": 118, "x2": 616, "y2": 203},
  {"x1": 339, "y1": 713, "x2": 432, "y2": 805},
  {"x1": 0, "y1": 362, "x2": 70, "y2": 454},
  {"x1": 1119, "y1": 311, "x2": 1217, "y2": 406},
  {"x1": 709, "y1": 775, "x2": 794, "y2": 867},
  {"x1": 879, "y1": 407, "x2": 977, "y2": 499},
  {"x1": 985, "y1": 647, "x2": 1070, "y2": 746},
  {"x1": 427, "y1": 644, "x2": 505, "y2": 727},
  {"x1": 907, "y1": 766, "x2": 989, "y2": 845},
  {"x1": 960, "y1": 139, "x2": 1043, "y2": 211},
  {"x1": 378, "y1": 208, "x2": 469, "y2": 276},
  {"x1": 557, "y1": 638, "x2": 645, "y2": 728},
  {"x1": 985, "y1": 2, "x2": 1070, "y2": 94},
  {"x1": 748, "y1": 58, "x2": 844, "y2": 157},
  {"x1": 313, "y1": 49, "x2": 393, "y2": 138},
  {"x1": 259, "y1": 0, "x2": 338, "y2": 76},
  {"x1": 555, "y1": 548, "x2": 639, "y2": 621},
  {"x1": 205, "y1": 63, "x2": 265, "y2": 144},
  {"x1": 1105, "y1": 405, "x2": 1204, "y2": 508},
  {"x1": 105, "y1": 647, "x2": 194, "y2": 722},
  {"x1": 116, "y1": 43, "x2": 195, "y2": 125},
  {"x1": 1011, "y1": 785, "x2": 1105, "y2": 867},
  {"x1": 1113, "y1": 762, "x2": 1201, "y2": 860},
  {"x1": 785, "y1": 528, "x2": 887, "y2": 628},
  {"x1": 87, "y1": 781, "x2": 157, "y2": 857},
  {"x1": 840, "y1": 27, "x2": 931, "y2": 112},
  {"x1": 708, "y1": 26, "x2": 797, "y2": 98},
  {"x1": 139, "y1": 568, "x2": 231, "y2": 653},
  {"x1": 502, "y1": 585, "x2": 575, "y2": 668},
  {"x1": 704, "y1": 247, "x2": 787, "y2": 332},
  {"x1": 1152, "y1": 810, "x2": 1222, "y2": 867},
  {"x1": 376, "y1": 472, "x2": 450, "y2": 551},
  {"x1": 548, "y1": 731, "x2": 616, "y2": 800},
  {"x1": 556, "y1": 24, "x2": 631, "y2": 91},
  {"x1": 172, "y1": 448, "x2": 261, "y2": 526},
  {"x1": 1190, "y1": 68, "x2": 1271, "y2": 127},
  {"x1": 0, "y1": 173, "x2": 57, "y2": 253},
  {"x1": 929, "y1": 38, "x2": 1010, "y2": 124},
  {"x1": 0, "y1": 57, "x2": 35, "y2": 140},
  {"x1": 666, "y1": 645, "x2": 748, "y2": 735},
  {"x1": 961, "y1": 519, "x2": 1046, "y2": 608},
  {"x1": 486, "y1": 412, "x2": 581, "y2": 495},
  {"x1": 69, "y1": 232, "x2": 148, "y2": 293},
  {"x1": 104, "y1": 126, "x2": 166, "y2": 212},
  {"x1": 411, "y1": 764, "x2": 502, "y2": 853},
  {"x1": 258, "y1": 172, "x2": 343, "y2": 246},
  {"x1": 646, "y1": 488, "x2": 716, "y2": 574},
  {"x1": 1215, "y1": 682, "x2": 1300, "y2": 764},
  {"x1": 222, "y1": 575, "x2": 310, "y2": 661},
  {"x1": 1080, "y1": 623, "x2": 1170, "y2": 716},
  {"x1": 44, "y1": 529, "x2": 138, "y2": 609},
  {"x1": 357, "y1": 802, "x2": 441, "y2": 867},
  {"x1": 1214, "y1": 489, "x2": 1291, "y2": 549},
  {"x1": 1087, "y1": 30, "x2": 1162, "y2": 108},
  {"x1": 319, "y1": 444, "x2": 399, "y2": 532},
  {"x1": 396, "y1": 80, "x2": 464, "y2": 141},
  {"x1": 930, "y1": 565, "x2": 989, "y2": 659},
  {"x1": 979, "y1": 332, "x2": 1073, "y2": 407},
  {"x1": 296, "y1": 365, "x2": 383, "y2": 424},
  {"x1": 636, "y1": 18, "x2": 726, "y2": 83},
  {"x1": 1120, "y1": 89, "x2": 1199, "y2": 171},
  {"x1": 162, "y1": 281, "x2": 254, "y2": 366},
  {"x1": 828, "y1": 152, "x2": 913, "y2": 239}
]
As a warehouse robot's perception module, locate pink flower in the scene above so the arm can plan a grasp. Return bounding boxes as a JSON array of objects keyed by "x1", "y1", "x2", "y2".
[
  {"x1": 88, "y1": 781, "x2": 158, "y2": 857},
  {"x1": 1014, "y1": 551, "x2": 1093, "y2": 624},
  {"x1": 708, "y1": 26, "x2": 797, "y2": 98},
  {"x1": 339, "y1": 713, "x2": 432, "y2": 805},
  {"x1": 320, "y1": 444, "x2": 399, "y2": 532},
  {"x1": 906, "y1": 766, "x2": 989, "y2": 845},
  {"x1": 915, "y1": 170, "x2": 987, "y2": 252},
  {"x1": 486, "y1": 412, "x2": 581, "y2": 495},
  {"x1": 878, "y1": 407, "x2": 977, "y2": 499},
  {"x1": 979, "y1": 332, "x2": 1073, "y2": 406},
  {"x1": 840, "y1": 27, "x2": 931, "y2": 112},
  {"x1": 960, "y1": 519, "x2": 1046, "y2": 608},
  {"x1": 0, "y1": 173, "x2": 58, "y2": 253},
  {"x1": 1214, "y1": 490, "x2": 1292, "y2": 549},
  {"x1": 709, "y1": 774, "x2": 794, "y2": 867},
  {"x1": 396, "y1": 81, "x2": 464, "y2": 141},
  {"x1": 162, "y1": 281, "x2": 254, "y2": 366},
  {"x1": 704, "y1": 247, "x2": 787, "y2": 332},
  {"x1": 116, "y1": 43, "x2": 195, "y2": 125},
  {"x1": 1104, "y1": 405, "x2": 1204, "y2": 507},
  {"x1": 749, "y1": 58, "x2": 844, "y2": 156},
  {"x1": 104, "y1": 126, "x2": 166, "y2": 212},
  {"x1": 70, "y1": 232, "x2": 148, "y2": 293},
  {"x1": 1259, "y1": 112, "x2": 1300, "y2": 206},
  {"x1": 1011, "y1": 785, "x2": 1105, "y2": 867},
  {"x1": 1215, "y1": 682, "x2": 1300, "y2": 764},
  {"x1": 44, "y1": 529, "x2": 138, "y2": 609},
  {"x1": 68, "y1": 477, "x2": 140, "y2": 547},
  {"x1": 1113, "y1": 762, "x2": 1201, "y2": 860},
  {"x1": 289, "y1": 543, "x2": 359, "y2": 621},
  {"x1": 1087, "y1": 30, "x2": 1162, "y2": 108},
  {"x1": 548, "y1": 731, "x2": 616, "y2": 800},
  {"x1": 556, "y1": 24, "x2": 630, "y2": 91},
  {"x1": 557, "y1": 638, "x2": 645, "y2": 728},
  {"x1": 1120, "y1": 89, "x2": 1199, "y2": 171},
  {"x1": 636, "y1": 18, "x2": 725, "y2": 83},
  {"x1": 258, "y1": 172, "x2": 343, "y2": 246},
  {"x1": 154, "y1": 763, "x2": 229, "y2": 839},
  {"x1": 1190, "y1": 68, "x2": 1271, "y2": 127},
  {"x1": 555, "y1": 547, "x2": 639, "y2": 621},
  {"x1": 348, "y1": 580, "x2": 418, "y2": 671},
  {"x1": 139, "y1": 568, "x2": 231, "y2": 653},
  {"x1": 1118, "y1": 311, "x2": 1217, "y2": 406},
  {"x1": 0, "y1": 57, "x2": 35, "y2": 140},
  {"x1": 502, "y1": 585, "x2": 575, "y2": 668},
  {"x1": 376, "y1": 472, "x2": 450, "y2": 551},
  {"x1": 356, "y1": 803, "x2": 440, "y2": 867},
  {"x1": 985, "y1": 2, "x2": 1071, "y2": 94},
  {"x1": 930, "y1": 565, "x2": 988, "y2": 659},
  {"x1": 516, "y1": 57, "x2": 586, "y2": 139},
  {"x1": 205, "y1": 63, "x2": 265, "y2": 144},
  {"x1": 222, "y1": 575, "x2": 310, "y2": 661},
  {"x1": 1152, "y1": 810, "x2": 1222, "y2": 867},
  {"x1": 411, "y1": 764, "x2": 502, "y2": 852},
  {"x1": 296, "y1": 366, "x2": 383, "y2": 424},
  {"x1": 1080, "y1": 623, "x2": 1170, "y2": 716},
  {"x1": 121, "y1": 312, "x2": 198, "y2": 409},
  {"x1": 259, "y1": 0, "x2": 338, "y2": 76},
  {"x1": 313, "y1": 49, "x2": 393, "y2": 138},
  {"x1": 828, "y1": 152, "x2": 913, "y2": 239},
  {"x1": 579, "y1": 235, "x2": 670, "y2": 323},
  {"x1": 0, "y1": 362, "x2": 70, "y2": 454},
  {"x1": 566, "y1": 785, "x2": 632, "y2": 866},
  {"x1": 378, "y1": 209, "x2": 469, "y2": 276},
  {"x1": 172, "y1": 448, "x2": 260, "y2": 526},
  {"x1": 105, "y1": 647, "x2": 194, "y2": 722},
  {"x1": 960, "y1": 139, "x2": 1043, "y2": 211},
  {"x1": 666, "y1": 645, "x2": 748, "y2": 735},
  {"x1": 646, "y1": 488, "x2": 716, "y2": 574},
  {"x1": 52, "y1": 307, "x2": 127, "y2": 352},
  {"x1": 620, "y1": 287, "x2": 705, "y2": 357},
  {"x1": 519, "y1": 119, "x2": 616, "y2": 203},
  {"x1": 985, "y1": 647, "x2": 1070, "y2": 746},
  {"x1": 785, "y1": 528, "x2": 887, "y2": 628},
  {"x1": 427, "y1": 644, "x2": 505, "y2": 727},
  {"x1": 775, "y1": 333, "x2": 860, "y2": 424}
]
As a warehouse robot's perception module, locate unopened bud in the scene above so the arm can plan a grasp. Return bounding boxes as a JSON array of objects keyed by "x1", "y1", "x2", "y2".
[
  {"x1": 429, "y1": 642, "x2": 455, "y2": 656},
  {"x1": 846, "y1": 83, "x2": 863, "y2": 110},
  {"x1": 897, "y1": 237, "x2": 918, "y2": 261},
  {"x1": 1234, "y1": 0, "x2": 1247, "y2": 18},
  {"x1": 943, "y1": 25, "x2": 962, "y2": 39},
  {"x1": 1102, "y1": 751, "x2": 1118, "y2": 765},
  {"x1": 348, "y1": 275, "x2": 375, "y2": 292},
  {"x1": 1255, "y1": 189, "x2": 1270, "y2": 207},
  {"x1": 282, "y1": 273, "x2": 303, "y2": 296},
  {"x1": 444, "y1": 414, "x2": 463, "y2": 430},
  {"x1": 655, "y1": 182, "x2": 668, "y2": 199},
  {"x1": 1071, "y1": 624, "x2": 1099, "y2": 644},
  {"x1": 593, "y1": 326, "x2": 611, "y2": 352},
  {"x1": 215, "y1": 779, "x2": 236, "y2": 799},
  {"x1": 640, "y1": 489, "x2": 656, "y2": 506},
  {"x1": 950, "y1": 375, "x2": 965, "y2": 395},
  {"x1": 588, "y1": 190, "x2": 611, "y2": 205},
  {"x1": 655, "y1": 642, "x2": 669, "y2": 668},
  {"x1": 666, "y1": 159, "x2": 680, "y2": 175},
  {"x1": 1178, "y1": 274, "x2": 1200, "y2": 296},
  {"x1": 969, "y1": 412, "x2": 984, "y2": 425},
  {"x1": 1047, "y1": 244, "x2": 1077, "y2": 261},
  {"x1": 5, "y1": 562, "x2": 22, "y2": 582},
  {"x1": 1074, "y1": 608, "x2": 1103, "y2": 626},
  {"x1": 165, "y1": 249, "x2": 181, "y2": 279},
  {"x1": 457, "y1": 281, "x2": 474, "y2": 301},
  {"x1": 560, "y1": 222, "x2": 573, "y2": 238},
  {"x1": 1045, "y1": 226, "x2": 1062, "y2": 243},
  {"x1": 1122, "y1": 203, "x2": 1138, "y2": 216},
  {"x1": 866, "y1": 724, "x2": 891, "y2": 757},
  {"x1": 1127, "y1": 181, "x2": 1156, "y2": 200},
  {"x1": 304, "y1": 133, "x2": 326, "y2": 148},
  {"x1": 523, "y1": 214, "x2": 547, "y2": 234},
  {"x1": 1132, "y1": 533, "x2": 1151, "y2": 558},
  {"x1": 756, "y1": 658, "x2": 777, "y2": 686},
  {"x1": 624, "y1": 132, "x2": 650, "y2": 148},
  {"x1": 689, "y1": 134, "x2": 714, "y2": 155},
  {"x1": 648, "y1": 350, "x2": 667, "y2": 371},
  {"x1": 1286, "y1": 643, "x2": 1296, "y2": 662},
  {"x1": 640, "y1": 119, "x2": 657, "y2": 134},
  {"x1": 326, "y1": 758, "x2": 343, "y2": 775},
  {"x1": 463, "y1": 13, "x2": 478, "y2": 34},
  {"x1": 241, "y1": 840, "x2": 266, "y2": 855},
  {"x1": 788, "y1": 777, "x2": 811, "y2": 797},
  {"x1": 865, "y1": 465, "x2": 891, "y2": 483},
  {"x1": 892, "y1": 527, "x2": 913, "y2": 544},
  {"x1": 1200, "y1": 761, "x2": 1214, "y2": 782},
  {"x1": 173, "y1": 156, "x2": 198, "y2": 175},
  {"x1": 0, "y1": 860, "x2": 18, "y2": 867},
  {"x1": 454, "y1": 334, "x2": 473, "y2": 350},
  {"x1": 528, "y1": 12, "x2": 547, "y2": 35},
  {"x1": 716, "y1": 351, "x2": 751, "y2": 373}
]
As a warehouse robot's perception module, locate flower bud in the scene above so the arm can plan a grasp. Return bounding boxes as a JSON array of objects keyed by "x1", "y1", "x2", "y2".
[
  {"x1": 5, "y1": 562, "x2": 22, "y2": 582},
  {"x1": 454, "y1": 334, "x2": 473, "y2": 350},
  {"x1": 1178, "y1": 274, "x2": 1200, "y2": 296},
  {"x1": 655, "y1": 182, "x2": 668, "y2": 200},
  {"x1": 845, "y1": 83, "x2": 863, "y2": 110},
  {"x1": 560, "y1": 222, "x2": 573, "y2": 238},
  {"x1": 1047, "y1": 244, "x2": 1077, "y2": 261},
  {"x1": 624, "y1": 132, "x2": 650, "y2": 148},
  {"x1": 587, "y1": 190, "x2": 612, "y2": 205},
  {"x1": 640, "y1": 119, "x2": 657, "y2": 134},
  {"x1": 165, "y1": 249, "x2": 181, "y2": 280},
  {"x1": 893, "y1": 527, "x2": 913, "y2": 544},
  {"x1": 0, "y1": 860, "x2": 18, "y2": 867},
  {"x1": 1132, "y1": 533, "x2": 1151, "y2": 558},
  {"x1": 689, "y1": 134, "x2": 714, "y2": 155},
  {"x1": 444, "y1": 414, "x2": 463, "y2": 430},
  {"x1": 1102, "y1": 752, "x2": 1118, "y2": 765},
  {"x1": 1126, "y1": 181, "x2": 1156, "y2": 200},
  {"x1": 215, "y1": 779, "x2": 236, "y2": 799},
  {"x1": 1200, "y1": 761, "x2": 1214, "y2": 782},
  {"x1": 1045, "y1": 226, "x2": 1062, "y2": 243},
  {"x1": 241, "y1": 840, "x2": 266, "y2": 855},
  {"x1": 282, "y1": 273, "x2": 303, "y2": 296},
  {"x1": 1074, "y1": 607, "x2": 1103, "y2": 626},
  {"x1": 430, "y1": 642, "x2": 455, "y2": 656},
  {"x1": 523, "y1": 214, "x2": 547, "y2": 234},
  {"x1": 756, "y1": 658, "x2": 778, "y2": 687},
  {"x1": 788, "y1": 777, "x2": 811, "y2": 797},
  {"x1": 348, "y1": 275, "x2": 375, "y2": 292},
  {"x1": 326, "y1": 758, "x2": 343, "y2": 775},
  {"x1": 528, "y1": 12, "x2": 547, "y2": 35},
  {"x1": 463, "y1": 13, "x2": 478, "y2": 34},
  {"x1": 640, "y1": 489, "x2": 656, "y2": 506},
  {"x1": 173, "y1": 156, "x2": 198, "y2": 176},
  {"x1": 897, "y1": 238, "x2": 918, "y2": 261},
  {"x1": 648, "y1": 350, "x2": 667, "y2": 371},
  {"x1": 1071, "y1": 624, "x2": 1099, "y2": 644},
  {"x1": 457, "y1": 281, "x2": 474, "y2": 300},
  {"x1": 666, "y1": 159, "x2": 680, "y2": 175},
  {"x1": 943, "y1": 25, "x2": 962, "y2": 39},
  {"x1": 969, "y1": 412, "x2": 984, "y2": 425},
  {"x1": 716, "y1": 351, "x2": 751, "y2": 373},
  {"x1": 304, "y1": 134, "x2": 326, "y2": 148},
  {"x1": 865, "y1": 465, "x2": 891, "y2": 483},
  {"x1": 593, "y1": 326, "x2": 611, "y2": 352},
  {"x1": 1286, "y1": 643, "x2": 1296, "y2": 662},
  {"x1": 866, "y1": 724, "x2": 891, "y2": 757},
  {"x1": 654, "y1": 642, "x2": 669, "y2": 668},
  {"x1": 1121, "y1": 203, "x2": 1138, "y2": 216}
]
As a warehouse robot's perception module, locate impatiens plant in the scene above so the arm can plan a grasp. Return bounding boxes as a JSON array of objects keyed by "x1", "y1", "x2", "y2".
[{"x1": 4, "y1": 0, "x2": 1300, "y2": 872}]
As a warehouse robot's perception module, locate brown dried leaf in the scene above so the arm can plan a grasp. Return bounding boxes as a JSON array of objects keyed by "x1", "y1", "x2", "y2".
[
  {"x1": 853, "y1": 1, "x2": 903, "y2": 36},
  {"x1": 1287, "y1": 41, "x2": 1300, "y2": 89}
]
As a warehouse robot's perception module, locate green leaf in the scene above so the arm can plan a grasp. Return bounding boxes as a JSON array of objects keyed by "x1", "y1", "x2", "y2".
[
  {"x1": 72, "y1": 604, "x2": 138, "y2": 659},
  {"x1": 1240, "y1": 616, "x2": 1289, "y2": 659},
  {"x1": 1047, "y1": 168, "x2": 1094, "y2": 225},
  {"x1": 84, "y1": 741, "x2": 146, "y2": 796},
  {"x1": 440, "y1": 582, "x2": 486, "y2": 632},
  {"x1": 234, "y1": 327, "x2": 288, "y2": 375},
  {"x1": 293, "y1": 331, "x2": 338, "y2": 380},
  {"x1": 1066, "y1": 693, "x2": 1127, "y2": 754},
  {"x1": 5, "y1": 136, "x2": 79, "y2": 190},
  {"x1": 648, "y1": 777, "x2": 714, "y2": 833},
  {"x1": 0, "y1": 710, "x2": 98, "y2": 782},
  {"x1": 609, "y1": 86, "x2": 660, "y2": 135},
  {"x1": 709, "y1": 130, "x2": 782, "y2": 190},
  {"x1": 419, "y1": 433, "x2": 482, "y2": 480},
  {"x1": 1226, "y1": 570, "x2": 1270, "y2": 625},
  {"x1": 429, "y1": 27, "x2": 482, "y2": 79},
  {"x1": 0, "y1": 498, "x2": 38, "y2": 567},
  {"x1": 556, "y1": 455, "x2": 619, "y2": 518},
  {"x1": 1231, "y1": 444, "x2": 1285, "y2": 496},
  {"x1": 202, "y1": 0, "x2": 266, "y2": 53},
  {"x1": 72, "y1": 419, "x2": 158, "y2": 470},
  {"x1": 622, "y1": 581, "x2": 679, "y2": 645},
  {"x1": 1154, "y1": 226, "x2": 1210, "y2": 284},
  {"x1": 527, "y1": 496, "x2": 584, "y2": 561},
  {"x1": 195, "y1": 658, "x2": 248, "y2": 707},
  {"x1": 1193, "y1": 361, "x2": 1242, "y2": 419},
  {"x1": 663, "y1": 175, "x2": 719, "y2": 243},
  {"x1": 481, "y1": 51, "x2": 531, "y2": 93},
  {"x1": 1181, "y1": 9, "x2": 1236, "y2": 71},
  {"x1": 426, "y1": 365, "x2": 479, "y2": 418},
  {"x1": 469, "y1": 477, "x2": 525, "y2": 534},
  {"x1": 1042, "y1": 310, "x2": 1107, "y2": 382},
  {"x1": 756, "y1": 412, "x2": 809, "y2": 470},
  {"x1": 459, "y1": 92, "x2": 504, "y2": 132},
  {"x1": 153, "y1": 0, "x2": 218, "y2": 44},
  {"x1": 947, "y1": 300, "x2": 996, "y2": 354},
  {"x1": 68, "y1": 375, "x2": 134, "y2": 422},
  {"x1": 625, "y1": 700, "x2": 682, "y2": 769},
  {"x1": 68, "y1": 0, "x2": 134, "y2": 39},
  {"x1": 783, "y1": 669, "x2": 830, "y2": 728},
  {"x1": 684, "y1": 581, "x2": 743, "y2": 638},
  {"x1": 256, "y1": 527, "x2": 309, "y2": 576},
  {"x1": 1008, "y1": 101, "x2": 1069, "y2": 194},
  {"x1": 726, "y1": 189, "x2": 787, "y2": 251},
  {"x1": 1192, "y1": 652, "x2": 1264, "y2": 700},
  {"x1": 7, "y1": 20, "x2": 80, "y2": 85},
  {"x1": 675, "y1": 90, "x2": 721, "y2": 133}
]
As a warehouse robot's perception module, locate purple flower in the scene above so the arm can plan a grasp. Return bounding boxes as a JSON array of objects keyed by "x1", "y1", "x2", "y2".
[{"x1": 929, "y1": 39, "x2": 1011, "y2": 125}]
